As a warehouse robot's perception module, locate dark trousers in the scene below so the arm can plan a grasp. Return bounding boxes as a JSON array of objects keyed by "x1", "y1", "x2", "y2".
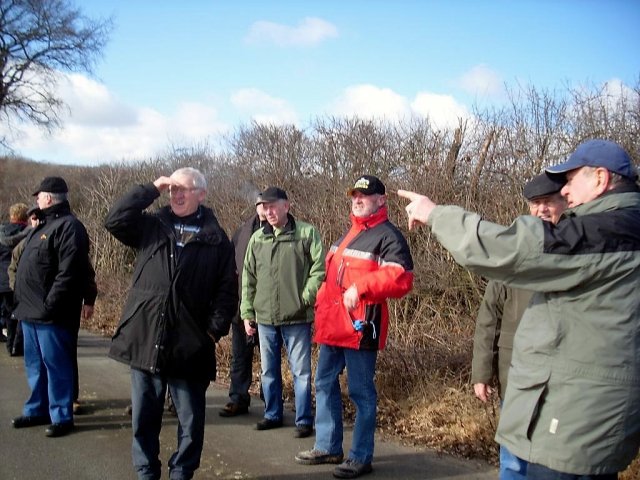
[
  {"x1": 527, "y1": 463, "x2": 618, "y2": 480},
  {"x1": 228, "y1": 320, "x2": 258, "y2": 407},
  {"x1": 130, "y1": 368, "x2": 209, "y2": 480}
]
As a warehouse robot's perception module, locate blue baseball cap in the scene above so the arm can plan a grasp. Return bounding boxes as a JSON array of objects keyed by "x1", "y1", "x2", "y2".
[{"x1": 546, "y1": 139, "x2": 637, "y2": 180}]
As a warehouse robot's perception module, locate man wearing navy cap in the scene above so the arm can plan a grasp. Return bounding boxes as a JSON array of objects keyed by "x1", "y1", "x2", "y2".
[
  {"x1": 12, "y1": 176, "x2": 92, "y2": 438},
  {"x1": 399, "y1": 139, "x2": 640, "y2": 479}
]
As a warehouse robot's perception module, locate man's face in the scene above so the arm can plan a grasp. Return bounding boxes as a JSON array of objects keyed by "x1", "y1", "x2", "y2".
[
  {"x1": 256, "y1": 203, "x2": 267, "y2": 222},
  {"x1": 351, "y1": 192, "x2": 385, "y2": 218},
  {"x1": 169, "y1": 173, "x2": 205, "y2": 217},
  {"x1": 262, "y1": 200, "x2": 289, "y2": 228},
  {"x1": 527, "y1": 193, "x2": 567, "y2": 225},
  {"x1": 35, "y1": 192, "x2": 51, "y2": 210},
  {"x1": 561, "y1": 167, "x2": 600, "y2": 208}
]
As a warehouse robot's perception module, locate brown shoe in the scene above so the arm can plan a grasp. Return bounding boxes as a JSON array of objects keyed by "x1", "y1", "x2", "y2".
[{"x1": 219, "y1": 402, "x2": 249, "y2": 417}]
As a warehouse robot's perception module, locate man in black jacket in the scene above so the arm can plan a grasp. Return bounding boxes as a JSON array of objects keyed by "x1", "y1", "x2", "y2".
[
  {"x1": 105, "y1": 167, "x2": 237, "y2": 480},
  {"x1": 12, "y1": 177, "x2": 92, "y2": 438},
  {"x1": 219, "y1": 195, "x2": 266, "y2": 417}
]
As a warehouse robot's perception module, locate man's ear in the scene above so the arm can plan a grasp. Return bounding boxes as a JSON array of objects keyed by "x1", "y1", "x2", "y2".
[{"x1": 595, "y1": 167, "x2": 612, "y2": 195}]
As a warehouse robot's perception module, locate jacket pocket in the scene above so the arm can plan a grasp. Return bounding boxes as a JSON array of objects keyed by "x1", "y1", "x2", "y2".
[
  {"x1": 498, "y1": 366, "x2": 550, "y2": 443},
  {"x1": 314, "y1": 292, "x2": 361, "y2": 349}
]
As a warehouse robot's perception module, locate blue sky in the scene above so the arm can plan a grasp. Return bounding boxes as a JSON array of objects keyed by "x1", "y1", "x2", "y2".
[{"x1": 4, "y1": 0, "x2": 639, "y2": 165}]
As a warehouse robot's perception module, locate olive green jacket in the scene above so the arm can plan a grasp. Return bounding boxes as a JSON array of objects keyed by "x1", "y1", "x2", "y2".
[
  {"x1": 471, "y1": 281, "x2": 533, "y2": 399},
  {"x1": 429, "y1": 189, "x2": 640, "y2": 475},
  {"x1": 240, "y1": 215, "x2": 325, "y2": 325}
]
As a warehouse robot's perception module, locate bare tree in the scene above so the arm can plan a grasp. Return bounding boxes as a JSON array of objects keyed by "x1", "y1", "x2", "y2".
[{"x1": 0, "y1": 0, "x2": 112, "y2": 144}]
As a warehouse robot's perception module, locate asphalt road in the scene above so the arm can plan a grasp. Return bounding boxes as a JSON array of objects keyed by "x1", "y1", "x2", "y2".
[{"x1": 0, "y1": 330, "x2": 498, "y2": 479}]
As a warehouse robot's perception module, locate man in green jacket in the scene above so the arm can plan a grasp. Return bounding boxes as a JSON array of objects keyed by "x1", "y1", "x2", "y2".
[
  {"x1": 240, "y1": 186, "x2": 325, "y2": 438},
  {"x1": 471, "y1": 173, "x2": 567, "y2": 480},
  {"x1": 399, "y1": 139, "x2": 640, "y2": 479}
]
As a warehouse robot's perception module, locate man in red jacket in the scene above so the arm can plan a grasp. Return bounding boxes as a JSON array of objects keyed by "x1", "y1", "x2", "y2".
[{"x1": 296, "y1": 175, "x2": 414, "y2": 479}]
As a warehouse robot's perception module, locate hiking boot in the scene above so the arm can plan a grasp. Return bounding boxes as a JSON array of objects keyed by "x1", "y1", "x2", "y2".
[
  {"x1": 256, "y1": 418, "x2": 283, "y2": 430},
  {"x1": 45, "y1": 422, "x2": 74, "y2": 438},
  {"x1": 295, "y1": 449, "x2": 344, "y2": 465},
  {"x1": 219, "y1": 402, "x2": 249, "y2": 417},
  {"x1": 294, "y1": 424, "x2": 313, "y2": 438},
  {"x1": 333, "y1": 458, "x2": 373, "y2": 479},
  {"x1": 12, "y1": 415, "x2": 51, "y2": 429}
]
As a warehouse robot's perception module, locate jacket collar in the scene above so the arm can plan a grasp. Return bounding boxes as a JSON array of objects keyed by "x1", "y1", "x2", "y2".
[
  {"x1": 41, "y1": 200, "x2": 72, "y2": 219},
  {"x1": 349, "y1": 205, "x2": 388, "y2": 230},
  {"x1": 158, "y1": 204, "x2": 223, "y2": 245},
  {"x1": 563, "y1": 188, "x2": 640, "y2": 218},
  {"x1": 262, "y1": 213, "x2": 296, "y2": 236}
]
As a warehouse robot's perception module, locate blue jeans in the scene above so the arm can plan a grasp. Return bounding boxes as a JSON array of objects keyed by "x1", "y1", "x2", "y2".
[
  {"x1": 313, "y1": 345, "x2": 378, "y2": 464},
  {"x1": 257, "y1": 322, "x2": 312, "y2": 426},
  {"x1": 500, "y1": 443, "x2": 527, "y2": 479},
  {"x1": 22, "y1": 321, "x2": 74, "y2": 424},
  {"x1": 527, "y1": 463, "x2": 617, "y2": 480},
  {"x1": 130, "y1": 369, "x2": 209, "y2": 480}
]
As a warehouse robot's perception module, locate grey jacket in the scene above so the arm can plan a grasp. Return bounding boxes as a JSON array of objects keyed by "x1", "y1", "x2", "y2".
[
  {"x1": 471, "y1": 281, "x2": 532, "y2": 399},
  {"x1": 429, "y1": 188, "x2": 640, "y2": 475}
]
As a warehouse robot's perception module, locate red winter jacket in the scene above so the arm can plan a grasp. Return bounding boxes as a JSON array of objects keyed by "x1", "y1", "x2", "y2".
[{"x1": 313, "y1": 206, "x2": 413, "y2": 350}]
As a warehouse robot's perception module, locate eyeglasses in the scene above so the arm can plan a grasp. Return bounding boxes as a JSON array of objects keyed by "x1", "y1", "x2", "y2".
[{"x1": 169, "y1": 185, "x2": 200, "y2": 195}]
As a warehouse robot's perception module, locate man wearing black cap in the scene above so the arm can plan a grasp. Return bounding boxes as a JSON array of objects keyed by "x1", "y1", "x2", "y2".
[
  {"x1": 296, "y1": 175, "x2": 414, "y2": 479},
  {"x1": 11, "y1": 176, "x2": 92, "y2": 438},
  {"x1": 219, "y1": 194, "x2": 267, "y2": 418},
  {"x1": 471, "y1": 173, "x2": 566, "y2": 480},
  {"x1": 399, "y1": 139, "x2": 640, "y2": 478},
  {"x1": 240, "y1": 186, "x2": 325, "y2": 439}
]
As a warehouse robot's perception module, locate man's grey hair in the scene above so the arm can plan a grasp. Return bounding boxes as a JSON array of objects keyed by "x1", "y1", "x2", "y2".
[
  {"x1": 49, "y1": 192, "x2": 68, "y2": 204},
  {"x1": 172, "y1": 167, "x2": 207, "y2": 190}
]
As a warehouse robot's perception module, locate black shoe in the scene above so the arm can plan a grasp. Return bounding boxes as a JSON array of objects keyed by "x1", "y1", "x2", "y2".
[
  {"x1": 45, "y1": 422, "x2": 74, "y2": 437},
  {"x1": 12, "y1": 415, "x2": 51, "y2": 429},
  {"x1": 256, "y1": 418, "x2": 283, "y2": 430},
  {"x1": 294, "y1": 424, "x2": 314, "y2": 438},
  {"x1": 219, "y1": 402, "x2": 249, "y2": 417}
]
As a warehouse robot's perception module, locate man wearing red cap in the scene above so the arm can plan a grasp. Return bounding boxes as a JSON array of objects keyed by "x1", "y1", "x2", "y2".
[{"x1": 296, "y1": 175, "x2": 414, "y2": 479}]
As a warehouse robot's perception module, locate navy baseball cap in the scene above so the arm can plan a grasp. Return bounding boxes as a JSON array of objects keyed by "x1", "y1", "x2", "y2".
[
  {"x1": 546, "y1": 139, "x2": 637, "y2": 180},
  {"x1": 523, "y1": 173, "x2": 565, "y2": 201}
]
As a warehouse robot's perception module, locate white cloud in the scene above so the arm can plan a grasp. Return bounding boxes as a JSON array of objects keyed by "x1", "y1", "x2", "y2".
[
  {"x1": 231, "y1": 88, "x2": 298, "y2": 124},
  {"x1": 327, "y1": 84, "x2": 470, "y2": 129},
  {"x1": 329, "y1": 85, "x2": 410, "y2": 120},
  {"x1": 457, "y1": 64, "x2": 504, "y2": 97},
  {"x1": 3, "y1": 73, "x2": 229, "y2": 165},
  {"x1": 411, "y1": 92, "x2": 470, "y2": 129},
  {"x1": 245, "y1": 17, "x2": 338, "y2": 47}
]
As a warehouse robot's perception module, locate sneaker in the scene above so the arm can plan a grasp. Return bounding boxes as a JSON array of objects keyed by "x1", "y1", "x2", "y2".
[
  {"x1": 333, "y1": 458, "x2": 373, "y2": 479},
  {"x1": 294, "y1": 424, "x2": 313, "y2": 438},
  {"x1": 256, "y1": 418, "x2": 283, "y2": 430},
  {"x1": 295, "y1": 449, "x2": 344, "y2": 465},
  {"x1": 219, "y1": 402, "x2": 249, "y2": 417}
]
